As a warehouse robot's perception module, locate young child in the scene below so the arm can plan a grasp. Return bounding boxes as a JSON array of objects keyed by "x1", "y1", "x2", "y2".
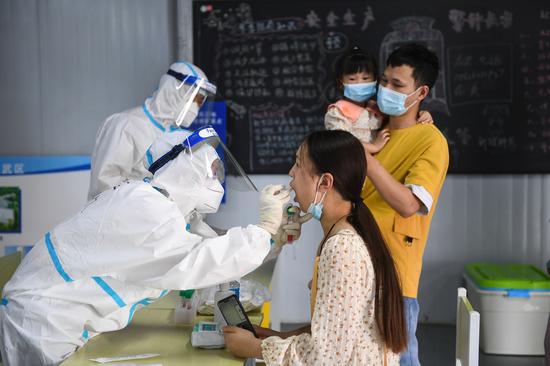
[{"x1": 325, "y1": 46, "x2": 433, "y2": 154}]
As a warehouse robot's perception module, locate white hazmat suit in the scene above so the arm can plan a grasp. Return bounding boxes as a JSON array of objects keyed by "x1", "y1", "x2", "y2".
[
  {"x1": 0, "y1": 128, "x2": 289, "y2": 366},
  {"x1": 88, "y1": 61, "x2": 215, "y2": 200}
]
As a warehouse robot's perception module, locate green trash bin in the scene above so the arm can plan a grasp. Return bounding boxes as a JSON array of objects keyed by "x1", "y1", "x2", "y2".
[{"x1": 464, "y1": 263, "x2": 550, "y2": 355}]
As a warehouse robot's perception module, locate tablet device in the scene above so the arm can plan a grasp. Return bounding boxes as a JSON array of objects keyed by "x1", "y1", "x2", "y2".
[{"x1": 216, "y1": 294, "x2": 258, "y2": 337}]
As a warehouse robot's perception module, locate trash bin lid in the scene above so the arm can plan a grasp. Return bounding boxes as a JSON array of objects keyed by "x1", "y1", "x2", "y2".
[{"x1": 465, "y1": 263, "x2": 550, "y2": 290}]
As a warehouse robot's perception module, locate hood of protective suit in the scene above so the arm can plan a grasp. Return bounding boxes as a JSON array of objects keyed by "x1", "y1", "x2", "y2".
[
  {"x1": 145, "y1": 130, "x2": 224, "y2": 216},
  {"x1": 144, "y1": 62, "x2": 211, "y2": 128}
]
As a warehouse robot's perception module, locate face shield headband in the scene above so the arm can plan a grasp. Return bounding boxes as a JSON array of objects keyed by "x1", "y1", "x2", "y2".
[
  {"x1": 147, "y1": 126, "x2": 218, "y2": 175},
  {"x1": 166, "y1": 69, "x2": 217, "y2": 96},
  {"x1": 167, "y1": 69, "x2": 218, "y2": 127},
  {"x1": 146, "y1": 126, "x2": 258, "y2": 192}
]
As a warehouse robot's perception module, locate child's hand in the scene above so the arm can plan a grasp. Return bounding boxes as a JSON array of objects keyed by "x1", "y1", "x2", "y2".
[
  {"x1": 417, "y1": 110, "x2": 434, "y2": 124},
  {"x1": 365, "y1": 129, "x2": 390, "y2": 154},
  {"x1": 366, "y1": 100, "x2": 378, "y2": 109},
  {"x1": 366, "y1": 100, "x2": 382, "y2": 118}
]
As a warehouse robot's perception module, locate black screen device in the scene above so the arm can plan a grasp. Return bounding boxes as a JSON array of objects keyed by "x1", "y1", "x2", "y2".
[{"x1": 216, "y1": 294, "x2": 258, "y2": 337}]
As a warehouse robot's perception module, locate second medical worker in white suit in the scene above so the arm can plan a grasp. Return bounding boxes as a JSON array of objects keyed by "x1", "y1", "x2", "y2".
[
  {"x1": 0, "y1": 127, "x2": 294, "y2": 366},
  {"x1": 88, "y1": 61, "x2": 215, "y2": 200}
]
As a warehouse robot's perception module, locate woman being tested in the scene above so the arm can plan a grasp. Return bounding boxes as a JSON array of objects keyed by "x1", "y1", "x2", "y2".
[{"x1": 224, "y1": 130, "x2": 407, "y2": 365}]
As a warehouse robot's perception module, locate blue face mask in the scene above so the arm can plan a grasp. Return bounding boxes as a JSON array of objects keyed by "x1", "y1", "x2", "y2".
[
  {"x1": 377, "y1": 85, "x2": 421, "y2": 116},
  {"x1": 307, "y1": 178, "x2": 327, "y2": 221},
  {"x1": 343, "y1": 81, "x2": 377, "y2": 103}
]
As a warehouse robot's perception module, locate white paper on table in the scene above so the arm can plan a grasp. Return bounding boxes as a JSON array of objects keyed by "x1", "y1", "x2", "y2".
[
  {"x1": 89, "y1": 353, "x2": 161, "y2": 363},
  {"x1": 97, "y1": 364, "x2": 162, "y2": 366}
]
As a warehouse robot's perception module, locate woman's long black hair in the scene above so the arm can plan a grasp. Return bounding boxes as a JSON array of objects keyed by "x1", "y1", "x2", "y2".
[{"x1": 304, "y1": 129, "x2": 406, "y2": 353}]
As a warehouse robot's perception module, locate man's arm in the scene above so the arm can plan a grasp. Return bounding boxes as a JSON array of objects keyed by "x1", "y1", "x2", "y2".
[{"x1": 365, "y1": 151, "x2": 422, "y2": 218}]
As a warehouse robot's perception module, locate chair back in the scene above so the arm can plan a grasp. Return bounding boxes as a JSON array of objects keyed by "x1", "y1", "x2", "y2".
[{"x1": 455, "y1": 287, "x2": 480, "y2": 366}]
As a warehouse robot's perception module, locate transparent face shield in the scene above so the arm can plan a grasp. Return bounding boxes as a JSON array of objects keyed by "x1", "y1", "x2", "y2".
[
  {"x1": 215, "y1": 138, "x2": 258, "y2": 192},
  {"x1": 148, "y1": 126, "x2": 257, "y2": 192},
  {"x1": 166, "y1": 69, "x2": 217, "y2": 128}
]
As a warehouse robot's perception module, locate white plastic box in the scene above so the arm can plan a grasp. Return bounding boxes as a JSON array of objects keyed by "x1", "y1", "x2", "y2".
[{"x1": 464, "y1": 263, "x2": 550, "y2": 355}]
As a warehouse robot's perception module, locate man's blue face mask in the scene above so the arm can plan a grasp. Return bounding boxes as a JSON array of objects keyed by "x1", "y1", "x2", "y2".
[
  {"x1": 377, "y1": 85, "x2": 421, "y2": 116},
  {"x1": 343, "y1": 81, "x2": 377, "y2": 103}
]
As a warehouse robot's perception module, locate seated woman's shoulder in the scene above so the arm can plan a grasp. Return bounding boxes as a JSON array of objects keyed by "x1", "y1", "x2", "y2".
[{"x1": 324, "y1": 228, "x2": 369, "y2": 256}]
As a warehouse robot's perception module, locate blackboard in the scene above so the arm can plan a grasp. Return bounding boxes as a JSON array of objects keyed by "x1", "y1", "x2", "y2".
[{"x1": 193, "y1": 1, "x2": 550, "y2": 174}]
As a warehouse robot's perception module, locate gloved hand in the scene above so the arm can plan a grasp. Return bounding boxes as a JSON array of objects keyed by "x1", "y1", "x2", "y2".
[
  {"x1": 258, "y1": 184, "x2": 291, "y2": 235},
  {"x1": 271, "y1": 205, "x2": 312, "y2": 248}
]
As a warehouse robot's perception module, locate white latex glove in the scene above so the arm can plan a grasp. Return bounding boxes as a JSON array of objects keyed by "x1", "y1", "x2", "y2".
[
  {"x1": 272, "y1": 205, "x2": 312, "y2": 248},
  {"x1": 258, "y1": 184, "x2": 291, "y2": 235}
]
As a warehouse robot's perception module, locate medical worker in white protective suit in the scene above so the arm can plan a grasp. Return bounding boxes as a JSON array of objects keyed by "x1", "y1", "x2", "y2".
[
  {"x1": 0, "y1": 126, "x2": 306, "y2": 366},
  {"x1": 88, "y1": 61, "x2": 216, "y2": 200}
]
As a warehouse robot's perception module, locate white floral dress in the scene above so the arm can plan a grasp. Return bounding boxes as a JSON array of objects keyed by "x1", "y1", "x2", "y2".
[
  {"x1": 324, "y1": 100, "x2": 382, "y2": 144},
  {"x1": 261, "y1": 229, "x2": 399, "y2": 365}
]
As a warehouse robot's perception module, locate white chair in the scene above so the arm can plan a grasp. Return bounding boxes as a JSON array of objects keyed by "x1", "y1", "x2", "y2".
[{"x1": 455, "y1": 287, "x2": 480, "y2": 366}]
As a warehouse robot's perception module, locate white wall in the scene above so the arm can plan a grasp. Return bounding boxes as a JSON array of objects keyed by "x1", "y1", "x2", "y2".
[
  {"x1": 0, "y1": 0, "x2": 177, "y2": 155},
  {"x1": 419, "y1": 174, "x2": 550, "y2": 323}
]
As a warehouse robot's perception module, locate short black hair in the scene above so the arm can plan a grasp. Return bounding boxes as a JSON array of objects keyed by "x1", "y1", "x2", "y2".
[
  {"x1": 335, "y1": 46, "x2": 377, "y2": 85},
  {"x1": 386, "y1": 43, "x2": 439, "y2": 89}
]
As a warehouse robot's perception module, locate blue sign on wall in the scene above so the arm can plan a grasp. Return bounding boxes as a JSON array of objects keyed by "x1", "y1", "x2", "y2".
[{"x1": 0, "y1": 156, "x2": 90, "y2": 176}]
